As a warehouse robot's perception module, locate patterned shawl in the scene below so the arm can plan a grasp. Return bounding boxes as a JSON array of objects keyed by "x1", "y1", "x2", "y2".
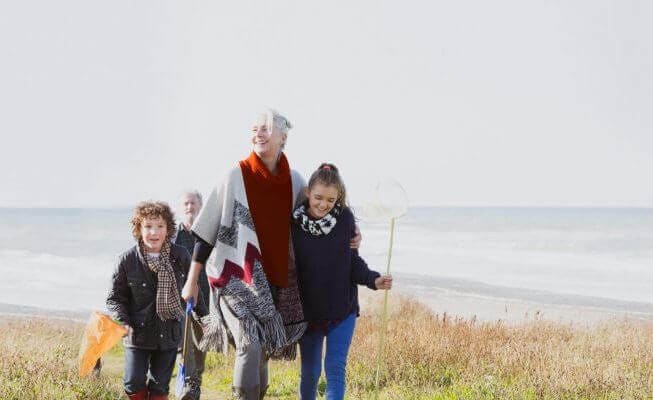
[{"x1": 192, "y1": 161, "x2": 307, "y2": 359}]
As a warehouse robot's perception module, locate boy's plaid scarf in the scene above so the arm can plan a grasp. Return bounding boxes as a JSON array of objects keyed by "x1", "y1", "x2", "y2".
[{"x1": 142, "y1": 240, "x2": 184, "y2": 321}]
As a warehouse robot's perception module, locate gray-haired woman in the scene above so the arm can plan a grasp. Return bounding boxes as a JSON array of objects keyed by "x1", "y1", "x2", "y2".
[{"x1": 181, "y1": 110, "x2": 329, "y2": 399}]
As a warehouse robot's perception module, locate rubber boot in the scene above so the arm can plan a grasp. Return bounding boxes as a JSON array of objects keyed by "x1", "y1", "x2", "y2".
[{"x1": 126, "y1": 389, "x2": 148, "y2": 400}]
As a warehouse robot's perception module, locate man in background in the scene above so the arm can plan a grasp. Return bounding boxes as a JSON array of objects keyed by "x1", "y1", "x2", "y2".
[{"x1": 174, "y1": 190, "x2": 209, "y2": 400}]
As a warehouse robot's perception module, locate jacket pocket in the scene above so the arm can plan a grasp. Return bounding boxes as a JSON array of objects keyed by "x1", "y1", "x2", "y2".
[
  {"x1": 127, "y1": 278, "x2": 154, "y2": 307},
  {"x1": 171, "y1": 319, "x2": 182, "y2": 342},
  {"x1": 129, "y1": 314, "x2": 155, "y2": 347}
]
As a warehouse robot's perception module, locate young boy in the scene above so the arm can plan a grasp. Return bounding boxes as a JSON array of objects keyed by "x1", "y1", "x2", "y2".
[{"x1": 106, "y1": 201, "x2": 190, "y2": 400}]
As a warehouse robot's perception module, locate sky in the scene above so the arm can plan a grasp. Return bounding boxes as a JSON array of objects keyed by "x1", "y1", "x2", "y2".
[{"x1": 0, "y1": 0, "x2": 652, "y2": 208}]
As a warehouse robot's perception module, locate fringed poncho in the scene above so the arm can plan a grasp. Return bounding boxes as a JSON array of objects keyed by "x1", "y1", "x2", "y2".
[{"x1": 192, "y1": 153, "x2": 307, "y2": 359}]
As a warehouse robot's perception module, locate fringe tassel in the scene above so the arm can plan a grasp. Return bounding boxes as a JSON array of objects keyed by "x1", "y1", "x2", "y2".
[
  {"x1": 270, "y1": 342, "x2": 298, "y2": 361},
  {"x1": 236, "y1": 317, "x2": 260, "y2": 351},
  {"x1": 268, "y1": 321, "x2": 307, "y2": 361},
  {"x1": 198, "y1": 314, "x2": 226, "y2": 353},
  {"x1": 262, "y1": 312, "x2": 288, "y2": 352},
  {"x1": 284, "y1": 321, "x2": 307, "y2": 345}
]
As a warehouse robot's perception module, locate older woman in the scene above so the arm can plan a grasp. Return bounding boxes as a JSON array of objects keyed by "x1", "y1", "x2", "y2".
[{"x1": 182, "y1": 110, "x2": 360, "y2": 399}]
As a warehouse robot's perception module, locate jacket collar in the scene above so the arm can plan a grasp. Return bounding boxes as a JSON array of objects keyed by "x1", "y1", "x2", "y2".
[{"x1": 134, "y1": 243, "x2": 157, "y2": 286}]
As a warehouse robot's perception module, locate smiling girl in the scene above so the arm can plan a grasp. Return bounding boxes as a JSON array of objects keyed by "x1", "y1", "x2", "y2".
[{"x1": 291, "y1": 163, "x2": 393, "y2": 400}]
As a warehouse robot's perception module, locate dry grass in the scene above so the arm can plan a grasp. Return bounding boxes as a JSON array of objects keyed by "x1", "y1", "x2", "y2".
[
  {"x1": 0, "y1": 317, "x2": 123, "y2": 399},
  {"x1": 1, "y1": 296, "x2": 652, "y2": 399},
  {"x1": 347, "y1": 296, "x2": 653, "y2": 399}
]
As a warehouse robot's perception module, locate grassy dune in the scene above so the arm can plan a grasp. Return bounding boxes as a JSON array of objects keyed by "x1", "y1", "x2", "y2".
[
  {"x1": 1, "y1": 296, "x2": 652, "y2": 399},
  {"x1": 0, "y1": 317, "x2": 123, "y2": 400}
]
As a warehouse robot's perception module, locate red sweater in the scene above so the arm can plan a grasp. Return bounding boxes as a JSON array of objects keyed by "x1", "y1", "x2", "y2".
[{"x1": 239, "y1": 152, "x2": 293, "y2": 287}]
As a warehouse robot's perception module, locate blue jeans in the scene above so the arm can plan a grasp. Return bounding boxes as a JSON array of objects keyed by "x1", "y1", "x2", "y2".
[
  {"x1": 299, "y1": 313, "x2": 356, "y2": 400},
  {"x1": 123, "y1": 347, "x2": 177, "y2": 395}
]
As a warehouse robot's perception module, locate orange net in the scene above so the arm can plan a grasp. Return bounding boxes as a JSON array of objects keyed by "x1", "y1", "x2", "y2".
[{"x1": 78, "y1": 311, "x2": 127, "y2": 377}]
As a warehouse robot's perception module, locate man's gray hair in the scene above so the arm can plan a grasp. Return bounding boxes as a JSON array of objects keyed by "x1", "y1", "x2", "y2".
[{"x1": 180, "y1": 189, "x2": 203, "y2": 206}]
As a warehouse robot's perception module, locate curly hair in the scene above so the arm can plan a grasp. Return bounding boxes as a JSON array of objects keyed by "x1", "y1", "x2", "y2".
[{"x1": 130, "y1": 201, "x2": 176, "y2": 242}]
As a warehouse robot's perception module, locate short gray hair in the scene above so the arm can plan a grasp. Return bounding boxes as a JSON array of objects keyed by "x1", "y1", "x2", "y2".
[
  {"x1": 180, "y1": 190, "x2": 203, "y2": 206},
  {"x1": 258, "y1": 108, "x2": 292, "y2": 135}
]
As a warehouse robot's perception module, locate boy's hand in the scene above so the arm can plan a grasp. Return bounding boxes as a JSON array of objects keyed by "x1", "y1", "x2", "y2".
[
  {"x1": 350, "y1": 226, "x2": 362, "y2": 249},
  {"x1": 375, "y1": 275, "x2": 393, "y2": 290}
]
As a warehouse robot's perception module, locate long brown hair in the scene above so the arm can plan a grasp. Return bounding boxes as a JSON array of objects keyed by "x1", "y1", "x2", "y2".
[{"x1": 306, "y1": 163, "x2": 348, "y2": 208}]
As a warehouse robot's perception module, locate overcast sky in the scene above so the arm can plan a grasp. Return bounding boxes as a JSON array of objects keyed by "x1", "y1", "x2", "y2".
[{"x1": 1, "y1": 1, "x2": 651, "y2": 208}]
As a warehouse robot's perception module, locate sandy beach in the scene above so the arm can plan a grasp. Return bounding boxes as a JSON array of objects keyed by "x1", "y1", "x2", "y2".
[
  {"x1": 359, "y1": 272, "x2": 653, "y2": 326},
  {"x1": 0, "y1": 302, "x2": 87, "y2": 322},
  {"x1": 3, "y1": 272, "x2": 652, "y2": 327}
]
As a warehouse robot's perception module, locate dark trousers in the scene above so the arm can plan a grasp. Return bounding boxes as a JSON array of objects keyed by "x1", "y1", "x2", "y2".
[
  {"x1": 124, "y1": 347, "x2": 177, "y2": 395},
  {"x1": 177, "y1": 312, "x2": 207, "y2": 399}
]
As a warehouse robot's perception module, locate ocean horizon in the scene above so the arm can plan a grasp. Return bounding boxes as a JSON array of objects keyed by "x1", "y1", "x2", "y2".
[{"x1": 1, "y1": 206, "x2": 651, "y2": 317}]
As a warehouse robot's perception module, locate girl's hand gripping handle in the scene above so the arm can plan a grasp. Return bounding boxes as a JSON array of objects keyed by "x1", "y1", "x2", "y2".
[{"x1": 375, "y1": 275, "x2": 393, "y2": 290}]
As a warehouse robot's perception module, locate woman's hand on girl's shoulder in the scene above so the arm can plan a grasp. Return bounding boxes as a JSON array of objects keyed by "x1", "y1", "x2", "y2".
[
  {"x1": 375, "y1": 275, "x2": 393, "y2": 290},
  {"x1": 350, "y1": 225, "x2": 362, "y2": 249}
]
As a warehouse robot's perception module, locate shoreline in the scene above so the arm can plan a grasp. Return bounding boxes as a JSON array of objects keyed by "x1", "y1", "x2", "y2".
[
  {"x1": 2, "y1": 272, "x2": 652, "y2": 325},
  {"x1": 0, "y1": 302, "x2": 88, "y2": 322},
  {"x1": 363, "y1": 273, "x2": 653, "y2": 325}
]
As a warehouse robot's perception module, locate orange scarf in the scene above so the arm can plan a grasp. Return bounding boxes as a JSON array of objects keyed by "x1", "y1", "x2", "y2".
[{"x1": 239, "y1": 152, "x2": 293, "y2": 287}]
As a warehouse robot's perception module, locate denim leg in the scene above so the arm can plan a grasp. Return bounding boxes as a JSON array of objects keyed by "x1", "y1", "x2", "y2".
[
  {"x1": 324, "y1": 314, "x2": 356, "y2": 400},
  {"x1": 299, "y1": 329, "x2": 325, "y2": 400},
  {"x1": 124, "y1": 347, "x2": 150, "y2": 394},
  {"x1": 123, "y1": 347, "x2": 150, "y2": 394},
  {"x1": 147, "y1": 349, "x2": 178, "y2": 395}
]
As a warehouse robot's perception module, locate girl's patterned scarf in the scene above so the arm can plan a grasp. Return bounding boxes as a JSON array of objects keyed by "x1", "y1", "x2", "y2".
[
  {"x1": 292, "y1": 202, "x2": 342, "y2": 236},
  {"x1": 141, "y1": 240, "x2": 184, "y2": 321}
]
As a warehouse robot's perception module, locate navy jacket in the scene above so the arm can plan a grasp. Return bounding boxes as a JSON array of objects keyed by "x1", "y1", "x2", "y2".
[
  {"x1": 292, "y1": 207, "x2": 380, "y2": 323},
  {"x1": 106, "y1": 243, "x2": 189, "y2": 350},
  {"x1": 173, "y1": 225, "x2": 210, "y2": 316}
]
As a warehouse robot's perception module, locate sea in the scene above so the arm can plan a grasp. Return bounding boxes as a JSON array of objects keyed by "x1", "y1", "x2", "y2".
[{"x1": 1, "y1": 207, "x2": 652, "y2": 318}]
